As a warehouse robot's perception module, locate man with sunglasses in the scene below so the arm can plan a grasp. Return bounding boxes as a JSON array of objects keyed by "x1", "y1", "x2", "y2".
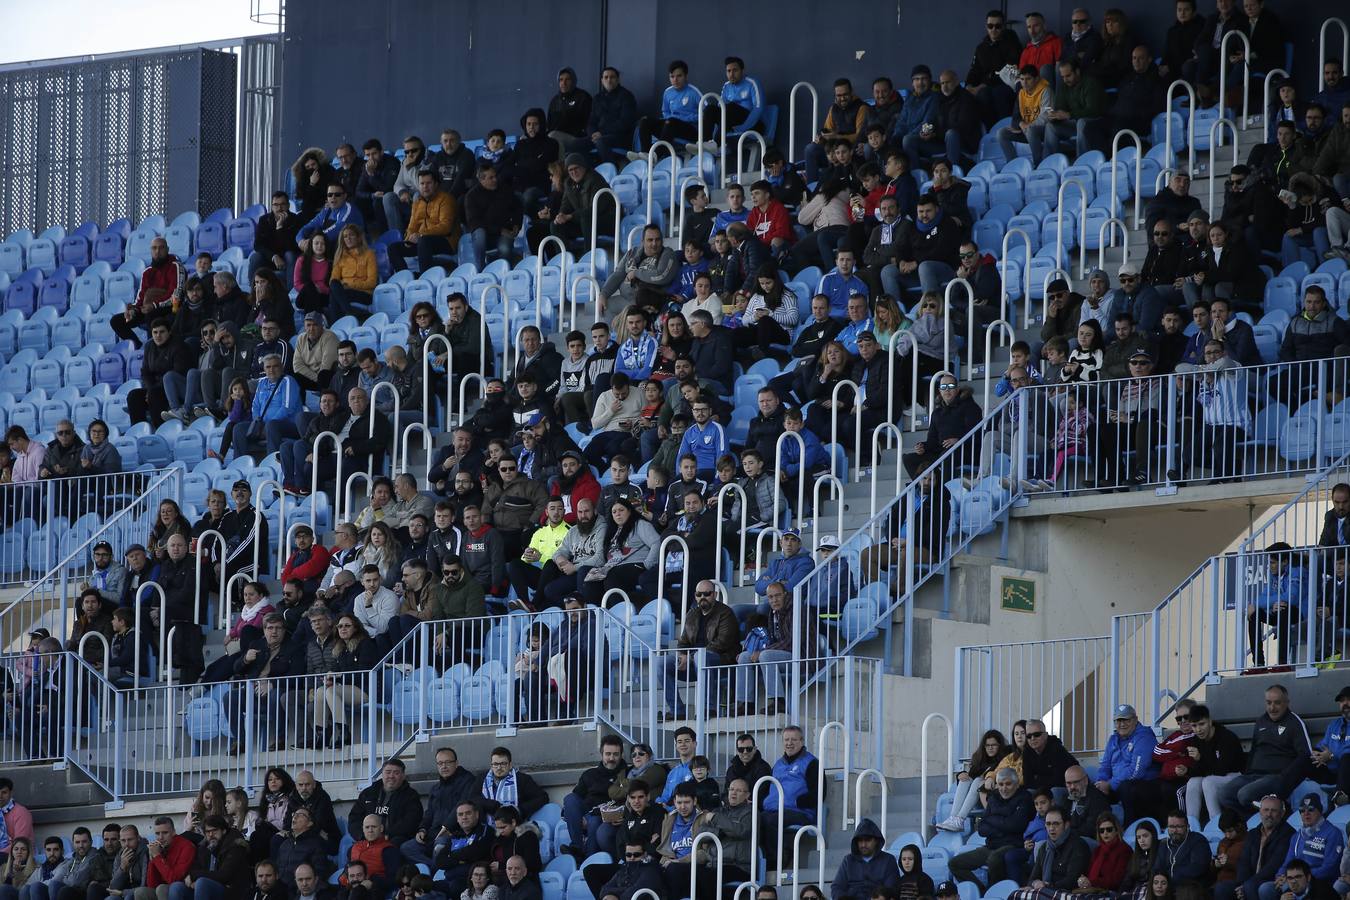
[
  {"x1": 595, "y1": 842, "x2": 663, "y2": 900},
  {"x1": 1021, "y1": 719, "x2": 1081, "y2": 794},
  {"x1": 965, "y1": 10, "x2": 1022, "y2": 125},
  {"x1": 660, "y1": 585, "x2": 738, "y2": 722},
  {"x1": 1127, "y1": 700, "x2": 1199, "y2": 824},
  {"x1": 724, "y1": 735, "x2": 773, "y2": 793},
  {"x1": 298, "y1": 183, "x2": 363, "y2": 253}
]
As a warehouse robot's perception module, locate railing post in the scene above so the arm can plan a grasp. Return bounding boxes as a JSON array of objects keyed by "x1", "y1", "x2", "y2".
[
  {"x1": 1301, "y1": 551, "x2": 1320, "y2": 677},
  {"x1": 1208, "y1": 560, "x2": 1222, "y2": 681},
  {"x1": 1162, "y1": 373, "x2": 1178, "y2": 493},
  {"x1": 591, "y1": 607, "x2": 604, "y2": 728},
  {"x1": 1318, "y1": 359, "x2": 1329, "y2": 468},
  {"x1": 1109, "y1": 616, "x2": 1122, "y2": 715},
  {"x1": 59, "y1": 651, "x2": 74, "y2": 769},
  {"x1": 1149, "y1": 611, "x2": 1161, "y2": 724}
]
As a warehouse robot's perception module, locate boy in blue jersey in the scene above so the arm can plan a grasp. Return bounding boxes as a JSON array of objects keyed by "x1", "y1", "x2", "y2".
[
  {"x1": 696, "y1": 56, "x2": 764, "y2": 151},
  {"x1": 632, "y1": 60, "x2": 701, "y2": 159}
]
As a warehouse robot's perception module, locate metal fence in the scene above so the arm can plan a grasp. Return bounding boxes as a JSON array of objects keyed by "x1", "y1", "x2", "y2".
[
  {"x1": 0, "y1": 649, "x2": 64, "y2": 765},
  {"x1": 0, "y1": 467, "x2": 180, "y2": 652},
  {"x1": 953, "y1": 636, "x2": 1114, "y2": 762}
]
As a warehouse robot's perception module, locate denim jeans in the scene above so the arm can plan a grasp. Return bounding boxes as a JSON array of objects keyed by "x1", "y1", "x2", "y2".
[
  {"x1": 734, "y1": 648, "x2": 794, "y2": 700},
  {"x1": 471, "y1": 228, "x2": 517, "y2": 266},
  {"x1": 1281, "y1": 227, "x2": 1330, "y2": 269},
  {"x1": 901, "y1": 129, "x2": 967, "y2": 167},
  {"x1": 164, "y1": 370, "x2": 188, "y2": 412},
  {"x1": 562, "y1": 792, "x2": 605, "y2": 855},
  {"x1": 662, "y1": 649, "x2": 726, "y2": 716},
  {"x1": 399, "y1": 834, "x2": 450, "y2": 867},
  {"x1": 382, "y1": 193, "x2": 411, "y2": 236},
  {"x1": 169, "y1": 879, "x2": 225, "y2": 900}
]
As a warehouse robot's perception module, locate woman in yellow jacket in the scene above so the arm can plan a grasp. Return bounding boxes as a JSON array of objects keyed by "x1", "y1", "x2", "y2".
[
  {"x1": 390, "y1": 170, "x2": 461, "y2": 274},
  {"x1": 328, "y1": 223, "x2": 378, "y2": 322}
]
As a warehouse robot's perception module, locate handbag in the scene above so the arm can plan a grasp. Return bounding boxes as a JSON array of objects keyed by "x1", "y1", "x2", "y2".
[{"x1": 247, "y1": 379, "x2": 283, "y2": 439}]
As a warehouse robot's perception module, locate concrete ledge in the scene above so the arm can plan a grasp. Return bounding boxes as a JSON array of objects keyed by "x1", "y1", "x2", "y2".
[{"x1": 1011, "y1": 474, "x2": 1309, "y2": 518}]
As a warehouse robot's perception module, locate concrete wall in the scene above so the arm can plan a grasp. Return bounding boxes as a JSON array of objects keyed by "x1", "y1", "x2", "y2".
[{"x1": 279, "y1": 0, "x2": 1346, "y2": 161}]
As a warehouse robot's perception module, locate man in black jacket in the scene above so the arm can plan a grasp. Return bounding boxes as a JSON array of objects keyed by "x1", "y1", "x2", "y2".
[
  {"x1": 464, "y1": 164, "x2": 524, "y2": 267},
  {"x1": 640, "y1": 491, "x2": 718, "y2": 603},
  {"x1": 224, "y1": 614, "x2": 300, "y2": 754},
  {"x1": 433, "y1": 801, "x2": 494, "y2": 899},
  {"x1": 1319, "y1": 484, "x2": 1350, "y2": 549},
  {"x1": 355, "y1": 139, "x2": 400, "y2": 233},
  {"x1": 965, "y1": 10, "x2": 1023, "y2": 124},
  {"x1": 430, "y1": 130, "x2": 478, "y2": 199},
  {"x1": 1113, "y1": 47, "x2": 1165, "y2": 138},
  {"x1": 250, "y1": 191, "x2": 300, "y2": 285},
  {"x1": 129, "y1": 318, "x2": 193, "y2": 425},
  {"x1": 745, "y1": 389, "x2": 787, "y2": 470},
  {"x1": 948, "y1": 769, "x2": 1034, "y2": 891},
  {"x1": 401, "y1": 747, "x2": 479, "y2": 867},
  {"x1": 186, "y1": 817, "x2": 253, "y2": 900},
  {"x1": 688, "y1": 312, "x2": 735, "y2": 395},
  {"x1": 480, "y1": 746, "x2": 548, "y2": 821},
  {"x1": 893, "y1": 194, "x2": 963, "y2": 301},
  {"x1": 348, "y1": 759, "x2": 424, "y2": 846},
  {"x1": 153, "y1": 533, "x2": 204, "y2": 683},
  {"x1": 724, "y1": 734, "x2": 773, "y2": 792},
  {"x1": 722, "y1": 222, "x2": 768, "y2": 298},
  {"x1": 1215, "y1": 793, "x2": 1293, "y2": 900},
  {"x1": 287, "y1": 770, "x2": 342, "y2": 856},
  {"x1": 341, "y1": 388, "x2": 394, "y2": 479},
  {"x1": 562, "y1": 735, "x2": 626, "y2": 859},
  {"x1": 1217, "y1": 684, "x2": 1313, "y2": 812},
  {"x1": 849, "y1": 332, "x2": 903, "y2": 450},
  {"x1": 1021, "y1": 719, "x2": 1081, "y2": 793},
  {"x1": 547, "y1": 67, "x2": 593, "y2": 156},
  {"x1": 247, "y1": 861, "x2": 289, "y2": 900},
  {"x1": 935, "y1": 70, "x2": 982, "y2": 167},
  {"x1": 586, "y1": 68, "x2": 638, "y2": 165}
]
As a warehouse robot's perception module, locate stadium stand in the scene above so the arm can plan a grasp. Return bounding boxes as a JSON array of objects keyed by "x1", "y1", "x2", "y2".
[{"x1": 5, "y1": 5, "x2": 1350, "y2": 900}]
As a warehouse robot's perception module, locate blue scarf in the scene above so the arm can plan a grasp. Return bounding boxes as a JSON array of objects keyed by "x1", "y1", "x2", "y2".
[
  {"x1": 916, "y1": 207, "x2": 943, "y2": 235},
  {"x1": 483, "y1": 768, "x2": 519, "y2": 812}
]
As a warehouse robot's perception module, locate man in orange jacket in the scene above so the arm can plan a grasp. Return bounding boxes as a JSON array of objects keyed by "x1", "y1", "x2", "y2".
[{"x1": 390, "y1": 171, "x2": 459, "y2": 274}]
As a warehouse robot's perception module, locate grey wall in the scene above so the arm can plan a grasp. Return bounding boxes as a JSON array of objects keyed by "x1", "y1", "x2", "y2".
[{"x1": 281, "y1": 0, "x2": 1348, "y2": 164}]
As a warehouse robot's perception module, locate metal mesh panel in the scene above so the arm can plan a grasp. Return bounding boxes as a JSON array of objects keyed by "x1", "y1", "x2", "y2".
[
  {"x1": 0, "y1": 48, "x2": 241, "y2": 236},
  {"x1": 237, "y1": 36, "x2": 280, "y2": 211}
]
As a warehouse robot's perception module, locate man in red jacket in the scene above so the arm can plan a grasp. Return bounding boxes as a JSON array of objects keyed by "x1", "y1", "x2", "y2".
[
  {"x1": 549, "y1": 452, "x2": 601, "y2": 525},
  {"x1": 746, "y1": 180, "x2": 795, "y2": 261},
  {"x1": 281, "y1": 526, "x2": 333, "y2": 594},
  {"x1": 140, "y1": 816, "x2": 196, "y2": 900},
  {"x1": 112, "y1": 237, "x2": 187, "y2": 348}
]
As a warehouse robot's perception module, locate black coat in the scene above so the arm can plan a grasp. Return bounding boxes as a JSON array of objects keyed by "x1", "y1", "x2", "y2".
[
  {"x1": 418, "y1": 766, "x2": 481, "y2": 835},
  {"x1": 347, "y1": 780, "x2": 424, "y2": 845},
  {"x1": 1028, "y1": 836, "x2": 1092, "y2": 890},
  {"x1": 285, "y1": 783, "x2": 343, "y2": 855},
  {"x1": 966, "y1": 31, "x2": 1023, "y2": 89},
  {"x1": 924, "y1": 389, "x2": 982, "y2": 453},
  {"x1": 570, "y1": 760, "x2": 626, "y2": 810},
  {"x1": 1021, "y1": 734, "x2": 1080, "y2": 792}
]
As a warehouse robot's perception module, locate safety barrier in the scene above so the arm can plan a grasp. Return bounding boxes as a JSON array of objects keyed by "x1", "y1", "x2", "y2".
[
  {"x1": 1261, "y1": 68, "x2": 1290, "y2": 141},
  {"x1": 1206, "y1": 119, "x2": 1239, "y2": 216},
  {"x1": 0, "y1": 467, "x2": 181, "y2": 651},
  {"x1": 0, "y1": 649, "x2": 65, "y2": 765},
  {"x1": 1164, "y1": 79, "x2": 1197, "y2": 176},
  {"x1": 786, "y1": 82, "x2": 819, "y2": 165},
  {"x1": 1218, "y1": 32, "x2": 1251, "y2": 129},
  {"x1": 1109, "y1": 128, "x2": 1143, "y2": 229},
  {"x1": 644, "y1": 142, "x2": 678, "y2": 233},
  {"x1": 918, "y1": 712, "x2": 952, "y2": 841},
  {"x1": 696, "y1": 93, "x2": 728, "y2": 192},
  {"x1": 1322, "y1": 20, "x2": 1349, "y2": 92}
]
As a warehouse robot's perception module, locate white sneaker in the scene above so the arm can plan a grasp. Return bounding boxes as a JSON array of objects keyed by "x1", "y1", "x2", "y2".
[
  {"x1": 625, "y1": 150, "x2": 645, "y2": 162},
  {"x1": 700, "y1": 140, "x2": 720, "y2": 153},
  {"x1": 936, "y1": 815, "x2": 965, "y2": 832}
]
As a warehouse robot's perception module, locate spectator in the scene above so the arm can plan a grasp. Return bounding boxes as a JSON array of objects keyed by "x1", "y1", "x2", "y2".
[
  {"x1": 1077, "y1": 812, "x2": 1131, "y2": 894},
  {"x1": 1017, "y1": 806, "x2": 1088, "y2": 896},
  {"x1": 110, "y1": 237, "x2": 185, "y2": 348},
  {"x1": 385, "y1": 172, "x2": 454, "y2": 275},
  {"x1": 1263, "y1": 795, "x2": 1344, "y2": 898},
  {"x1": 1113, "y1": 45, "x2": 1165, "y2": 137},
  {"x1": 1153, "y1": 810, "x2": 1212, "y2": 891},
  {"x1": 504, "y1": 498, "x2": 571, "y2": 612},
  {"x1": 544, "y1": 67, "x2": 592, "y2": 156},
  {"x1": 1062, "y1": 766, "x2": 1109, "y2": 841},
  {"x1": 430, "y1": 803, "x2": 492, "y2": 900},
  {"x1": 348, "y1": 760, "x2": 424, "y2": 847},
  {"x1": 704, "y1": 56, "x2": 763, "y2": 148},
  {"x1": 966, "y1": 10, "x2": 1023, "y2": 124},
  {"x1": 463, "y1": 164, "x2": 522, "y2": 267},
  {"x1": 937, "y1": 731, "x2": 1010, "y2": 834},
  {"x1": 138, "y1": 818, "x2": 196, "y2": 900},
  {"x1": 350, "y1": 139, "x2": 399, "y2": 233},
  {"x1": 498, "y1": 858, "x2": 538, "y2": 900},
  {"x1": 578, "y1": 66, "x2": 637, "y2": 165},
  {"x1": 804, "y1": 79, "x2": 867, "y2": 185},
  {"x1": 76, "y1": 420, "x2": 122, "y2": 479},
  {"x1": 736, "y1": 265, "x2": 800, "y2": 358},
  {"x1": 38, "y1": 419, "x2": 83, "y2": 481},
  {"x1": 342, "y1": 817, "x2": 398, "y2": 896},
  {"x1": 292, "y1": 313, "x2": 338, "y2": 394},
  {"x1": 562, "y1": 735, "x2": 626, "y2": 860},
  {"x1": 128, "y1": 318, "x2": 193, "y2": 426},
  {"x1": 1281, "y1": 287, "x2": 1347, "y2": 363},
  {"x1": 400, "y1": 748, "x2": 480, "y2": 868},
  {"x1": 478, "y1": 747, "x2": 547, "y2": 822},
  {"x1": 1061, "y1": 8, "x2": 1104, "y2": 71},
  {"x1": 903, "y1": 375, "x2": 981, "y2": 477},
  {"x1": 1218, "y1": 685, "x2": 1312, "y2": 811},
  {"x1": 172, "y1": 815, "x2": 251, "y2": 900},
  {"x1": 1146, "y1": 172, "x2": 1202, "y2": 233},
  {"x1": 106, "y1": 826, "x2": 150, "y2": 900},
  {"x1": 831, "y1": 818, "x2": 899, "y2": 900},
  {"x1": 999, "y1": 66, "x2": 1054, "y2": 165},
  {"x1": 231, "y1": 355, "x2": 301, "y2": 459},
  {"x1": 549, "y1": 154, "x2": 613, "y2": 254},
  {"x1": 601, "y1": 227, "x2": 678, "y2": 312},
  {"x1": 250, "y1": 191, "x2": 300, "y2": 285},
  {"x1": 1020, "y1": 11, "x2": 1064, "y2": 80},
  {"x1": 1160, "y1": 0, "x2": 1205, "y2": 82},
  {"x1": 733, "y1": 582, "x2": 801, "y2": 714},
  {"x1": 1021, "y1": 719, "x2": 1080, "y2": 794},
  {"x1": 949, "y1": 769, "x2": 1033, "y2": 891},
  {"x1": 428, "y1": 130, "x2": 477, "y2": 200},
  {"x1": 82, "y1": 540, "x2": 127, "y2": 606},
  {"x1": 595, "y1": 843, "x2": 663, "y2": 900},
  {"x1": 299, "y1": 182, "x2": 363, "y2": 254},
  {"x1": 893, "y1": 195, "x2": 962, "y2": 299},
  {"x1": 1216, "y1": 795, "x2": 1293, "y2": 900},
  {"x1": 658, "y1": 581, "x2": 737, "y2": 721},
  {"x1": 327, "y1": 225, "x2": 378, "y2": 322},
  {"x1": 286, "y1": 772, "x2": 341, "y2": 857},
  {"x1": 290, "y1": 866, "x2": 330, "y2": 900},
  {"x1": 1094, "y1": 704, "x2": 1160, "y2": 822},
  {"x1": 246, "y1": 862, "x2": 286, "y2": 900},
  {"x1": 291, "y1": 233, "x2": 332, "y2": 315},
  {"x1": 747, "y1": 180, "x2": 795, "y2": 261}
]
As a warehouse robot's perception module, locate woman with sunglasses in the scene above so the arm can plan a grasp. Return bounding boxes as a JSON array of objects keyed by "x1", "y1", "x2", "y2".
[
  {"x1": 609, "y1": 745, "x2": 669, "y2": 805},
  {"x1": 1073, "y1": 812, "x2": 1131, "y2": 895}
]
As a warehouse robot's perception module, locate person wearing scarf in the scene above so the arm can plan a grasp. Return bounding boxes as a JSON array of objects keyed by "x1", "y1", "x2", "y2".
[
  {"x1": 79, "y1": 421, "x2": 123, "y2": 476},
  {"x1": 1016, "y1": 807, "x2": 1090, "y2": 898},
  {"x1": 479, "y1": 749, "x2": 547, "y2": 821}
]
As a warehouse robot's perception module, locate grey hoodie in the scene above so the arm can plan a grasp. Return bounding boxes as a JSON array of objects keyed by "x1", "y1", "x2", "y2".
[{"x1": 553, "y1": 519, "x2": 608, "y2": 569}]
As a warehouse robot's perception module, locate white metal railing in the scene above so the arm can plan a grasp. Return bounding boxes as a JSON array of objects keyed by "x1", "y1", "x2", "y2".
[
  {"x1": 644, "y1": 142, "x2": 678, "y2": 234},
  {"x1": 1056, "y1": 179, "x2": 1088, "y2": 282},
  {"x1": 589, "y1": 187, "x2": 622, "y2": 288},
  {"x1": 676, "y1": 175, "x2": 707, "y2": 247},
  {"x1": 696, "y1": 93, "x2": 728, "y2": 192},
  {"x1": 918, "y1": 712, "x2": 953, "y2": 841},
  {"x1": 1110, "y1": 128, "x2": 1143, "y2": 229},
  {"x1": 1322, "y1": 20, "x2": 1349, "y2": 92},
  {"x1": 1098, "y1": 217, "x2": 1129, "y2": 272},
  {"x1": 0, "y1": 467, "x2": 181, "y2": 651},
  {"x1": 1164, "y1": 79, "x2": 1196, "y2": 176},
  {"x1": 736, "y1": 130, "x2": 767, "y2": 186},
  {"x1": 787, "y1": 82, "x2": 819, "y2": 165},
  {"x1": 1218, "y1": 31, "x2": 1252, "y2": 129},
  {"x1": 999, "y1": 227, "x2": 1032, "y2": 328},
  {"x1": 534, "y1": 235, "x2": 566, "y2": 333},
  {"x1": 1207, "y1": 119, "x2": 1239, "y2": 216},
  {"x1": 1262, "y1": 68, "x2": 1290, "y2": 140}
]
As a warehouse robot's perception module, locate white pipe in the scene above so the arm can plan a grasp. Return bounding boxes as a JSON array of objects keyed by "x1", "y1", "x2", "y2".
[
  {"x1": 476, "y1": 283, "x2": 500, "y2": 375},
  {"x1": 852, "y1": 768, "x2": 889, "y2": 832},
  {"x1": 999, "y1": 228, "x2": 1032, "y2": 329},
  {"x1": 588, "y1": 188, "x2": 622, "y2": 287},
  {"x1": 567, "y1": 273, "x2": 603, "y2": 333},
  {"x1": 789, "y1": 826, "x2": 825, "y2": 900},
  {"x1": 251, "y1": 483, "x2": 282, "y2": 579},
  {"x1": 644, "y1": 141, "x2": 677, "y2": 230},
  {"x1": 366, "y1": 381, "x2": 400, "y2": 483},
  {"x1": 750, "y1": 775, "x2": 787, "y2": 885},
  {"x1": 810, "y1": 475, "x2": 844, "y2": 554},
  {"x1": 1098, "y1": 218, "x2": 1129, "y2": 273},
  {"x1": 919, "y1": 712, "x2": 954, "y2": 841},
  {"x1": 908, "y1": 340, "x2": 922, "y2": 434},
  {"x1": 736, "y1": 130, "x2": 768, "y2": 186},
  {"x1": 600, "y1": 588, "x2": 634, "y2": 687},
  {"x1": 457, "y1": 373, "x2": 487, "y2": 428},
  {"x1": 399, "y1": 422, "x2": 433, "y2": 477},
  {"x1": 343, "y1": 471, "x2": 374, "y2": 529},
  {"x1": 280, "y1": 520, "x2": 308, "y2": 585},
  {"x1": 828, "y1": 379, "x2": 863, "y2": 482},
  {"x1": 869, "y1": 424, "x2": 904, "y2": 523},
  {"x1": 133, "y1": 582, "x2": 166, "y2": 684},
  {"x1": 676, "y1": 175, "x2": 707, "y2": 247},
  {"x1": 1206, "y1": 119, "x2": 1239, "y2": 218},
  {"x1": 754, "y1": 527, "x2": 785, "y2": 583},
  {"x1": 77, "y1": 631, "x2": 112, "y2": 731},
  {"x1": 982, "y1": 320, "x2": 1018, "y2": 412},
  {"x1": 695, "y1": 92, "x2": 728, "y2": 191},
  {"x1": 1217, "y1": 33, "x2": 1250, "y2": 130},
  {"x1": 1321, "y1": 20, "x2": 1349, "y2": 92},
  {"x1": 688, "y1": 832, "x2": 724, "y2": 900},
  {"x1": 1110, "y1": 129, "x2": 1143, "y2": 229},
  {"x1": 1059, "y1": 178, "x2": 1089, "y2": 281},
  {"x1": 1261, "y1": 68, "x2": 1290, "y2": 143},
  {"x1": 787, "y1": 82, "x2": 819, "y2": 165},
  {"x1": 1164, "y1": 79, "x2": 1197, "y2": 175},
  {"x1": 944, "y1": 277, "x2": 974, "y2": 369},
  {"x1": 192, "y1": 527, "x2": 228, "y2": 625},
  {"x1": 222, "y1": 571, "x2": 253, "y2": 631},
  {"x1": 816, "y1": 721, "x2": 849, "y2": 834},
  {"x1": 533, "y1": 236, "x2": 566, "y2": 333},
  {"x1": 772, "y1": 430, "x2": 807, "y2": 529},
  {"x1": 655, "y1": 534, "x2": 692, "y2": 622},
  {"x1": 713, "y1": 482, "x2": 748, "y2": 586},
  {"x1": 420, "y1": 333, "x2": 454, "y2": 433}
]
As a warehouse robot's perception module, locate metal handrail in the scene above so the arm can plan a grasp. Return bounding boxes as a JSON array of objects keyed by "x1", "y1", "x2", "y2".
[
  {"x1": 251, "y1": 482, "x2": 282, "y2": 579},
  {"x1": 852, "y1": 768, "x2": 888, "y2": 832},
  {"x1": 1218, "y1": 31, "x2": 1251, "y2": 130},
  {"x1": 366, "y1": 381, "x2": 400, "y2": 483},
  {"x1": 192, "y1": 528, "x2": 228, "y2": 625},
  {"x1": 589, "y1": 187, "x2": 622, "y2": 287},
  {"x1": 1110, "y1": 128, "x2": 1143, "y2": 229},
  {"x1": 399, "y1": 422, "x2": 432, "y2": 478},
  {"x1": 1207, "y1": 119, "x2": 1239, "y2": 218},
  {"x1": 1164, "y1": 79, "x2": 1197, "y2": 175},
  {"x1": 533, "y1": 237, "x2": 566, "y2": 332},
  {"x1": 750, "y1": 775, "x2": 787, "y2": 886},
  {"x1": 475, "y1": 283, "x2": 499, "y2": 375},
  {"x1": 132, "y1": 582, "x2": 166, "y2": 685},
  {"x1": 644, "y1": 142, "x2": 678, "y2": 233},
  {"x1": 736, "y1": 130, "x2": 768, "y2": 186},
  {"x1": 676, "y1": 175, "x2": 707, "y2": 247},
  {"x1": 811, "y1": 475, "x2": 844, "y2": 555},
  {"x1": 310, "y1": 430, "x2": 342, "y2": 529},
  {"x1": 456, "y1": 373, "x2": 487, "y2": 428},
  {"x1": 982, "y1": 320, "x2": 1018, "y2": 412},
  {"x1": 816, "y1": 720, "x2": 849, "y2": 833},
  {"x1": 790, "y1": 826, "x2": 825, "y2": 899},
  {"x1": 342, "y1": 471, "x2": 374, "y2": 528},
  {"x1": 787, "y1": 82, "x2": 819, "y2": 165},
  {"x1": 221, "y1": 571, "x2": 253, "y2": 631},
  {"x1": 869, "y1": 424, "x2": 905, "y2": 523},
  {"x1": 713, "y1": 482, "x2": 748, "y2": 586},
  {"x1": 696, "y1": 92, "x2": 728, "y2": 191},
  {"x1": 999, "y1": 228, "x2": 1032, "y2": 328},
  {"x1": 772, "y1": 430, "x2": 807, "y2": 529},
  {"x1": 945, "y1": 277, "x2": 975, "y2": 368},
  {"x1": 1261, "y1": 68, "x2": 1290, "y2": 140},
  {"x1": 1322, "y1": 19, "x2": 1350, "y2": 92},
  {"x1": 919, "y1": 712, "x2": 954, "y2": 841},
  {"x1": 688, "y1": 832, "x2": 724, "y2": 900},
  {"x1": 1056, "y1": 178, "x2": 1089, "y2": 283},
  {"x1": 420, "y1": 333, "x2": 453, "y2": 433},
  {"x1": 655, "y1": 534, "x2": 692, "y2": 622},
  {"x1": 827, "y1": 379, "x2": 863, "y2": 481},
  {"x1": 1098, "y1": 217, "x2": 1129, "y2": 272},
  {"x1": 567, "y1": 272, "x2": 603, "y2": 333}
]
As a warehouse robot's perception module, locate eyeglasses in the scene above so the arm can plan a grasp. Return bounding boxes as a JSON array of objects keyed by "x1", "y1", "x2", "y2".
[
  {"x1": 1153, "y1": 231, "x2": 1172, "y2": 237},
  {"x1": 1129, "y1": 360, "x2": 1150, "y2": 366},
  {"x1": 56, "y1": 430, "x2": 72, "y2": 436},
  {"x1": 1072, "y1": 18, "x2": 1088, "y2": 24},
  {"x1": 445, "y1": 569, "x2": 463, "y2": 577},
  {"x1": 737, "y1": 746, "x2": 755, "y2": 753},
  {"x1": 1026, "y1": 731, "x2": 1046, "y2": 739},
  {"x1": 1098, "y1": 825, "x2": 1117, "y2": 835},
  {"x1": 326, "y1": 192, "x2": 344, "y2": 198},
  {"x1": 624, "y1": 853, "x2": 644, "y2": 859},
  {"x1": 959, "y1": 250, "x2": 978, "y2": 258},
  {"x1": 695, "y1": 590, "x2": 715, "y2": 597},
  {"x1": 986, "y1": 21, "x2": 1002, "y2": 28},
  {"x1": 499, "y1": 465, "x2": 517, "y2": 472},
  {"x1": 939, "y1": 382, "x2": 958, "y2": 390}
]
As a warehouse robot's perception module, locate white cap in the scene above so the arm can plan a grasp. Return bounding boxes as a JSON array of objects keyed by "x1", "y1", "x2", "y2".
[{"x1": 818, "y1": 535, "x2": 840, "y2": 549}]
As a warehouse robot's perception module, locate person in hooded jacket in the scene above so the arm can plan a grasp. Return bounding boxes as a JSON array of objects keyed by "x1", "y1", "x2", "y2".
[
  {"x1": 177, "y1": 816, "x2": 253, "y2": 900},
  {"x1": 586, "y1": 68, "x2": 638, "y2": 165},
  {"x1": 902, "y1": 375, "x2": 981, "y2": 477},
  {"x1": 895, "y1": 845, "x2": 935, "y2": 900},
  {"x1": 546, "y1": 68, "x2": 593, "y2": 156},
  {"x1": 831, "y1": 819, "x2": 900, "y2": 900},
  {"x1": 513, "y1": 110, "x2": 559, "y2": 212}
]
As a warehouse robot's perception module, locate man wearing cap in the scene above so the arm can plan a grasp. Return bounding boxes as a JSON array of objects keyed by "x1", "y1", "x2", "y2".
[
  {"x1": 892, "y1": 65, "x2": 942, "y2": 162},
  {"x1": 218, "y1": 480, "x2": 268, "y2": 587},
  {"x1": 1093, "y1": 704, "x2": 1159, "y2": 822},
  {"x1": 599, "y1": 224, "x2": 678, "y2": 312},
  {"x1": 933, "y1": 883, "x2": 959, "y2": 900},
  {"x1": 550, "y1": 153, "x2": 614, "y2": 255},
  {"x1": 83, "y1": 541, "x2": 128, "y2": 607},
  {"x1": 1260, "y1": 794, "x2": 1344, "y2": 899},
  {"x1": 293, "y1": 313, "x2": 338, "y2": 394},
  {"x1": 804, "y1": 535, "x2": 855, "y2": 616},
  {"x1": 1145, "y1": 170, "x2": 1202, "y2": 233}
]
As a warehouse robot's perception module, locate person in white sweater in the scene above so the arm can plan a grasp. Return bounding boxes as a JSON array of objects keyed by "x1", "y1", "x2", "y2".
[
  {"x1": 584, "y1": 372, "x2": 646, "y2": 469},
  {"x1": 353, "y1": 564, "x2": 400, "y2": 635}
]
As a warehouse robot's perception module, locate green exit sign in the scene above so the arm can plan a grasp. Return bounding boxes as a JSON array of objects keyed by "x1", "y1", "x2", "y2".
[{"x1": 1001, "y1": 576, "x2": 1036, "y2": 614}]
